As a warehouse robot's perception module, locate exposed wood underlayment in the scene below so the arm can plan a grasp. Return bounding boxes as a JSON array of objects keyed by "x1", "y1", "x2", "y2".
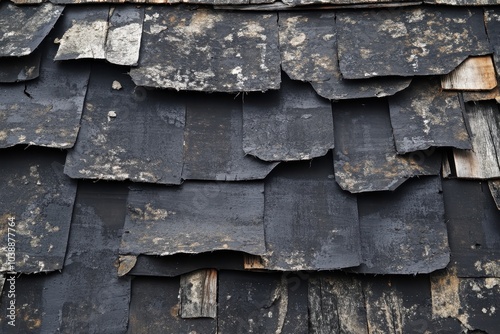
[{"x1": 441, "y1": 56, "x2": 498, "y2": 91}]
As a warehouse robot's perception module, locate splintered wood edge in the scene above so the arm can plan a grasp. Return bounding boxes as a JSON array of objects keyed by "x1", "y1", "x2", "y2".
[
  {"x1": 244, "y1": 254, "x2": 266, "y2": 270},
  {"x1": 441, "y1": 56, "x2": 498, "y2": 91}
]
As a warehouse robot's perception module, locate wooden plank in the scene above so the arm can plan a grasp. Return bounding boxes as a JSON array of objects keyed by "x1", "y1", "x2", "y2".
[
  {"x1": 355, "y1": 176, "x2": 450, "y2": 274},
  {"x1": 337, "y1": 7, "x2": 490, "y2": 79},
  {"x1": 453, "y1": 101, "x2": 500, "y2": 179},
  {"x1": 0, "y1": 18, "x2": 90, "y2": 149},
  {"x1": 333, "y1": 98, "x2": 441, "y2": 193},
  {"x1": 130, "y1": 6, "x2": 280, "y2": 92},
  {"x1": 180, "y1": 269, "x2": 217, "y2": 318},
  {"x1": 442, "y1": 179, "x2": 500, "y2": 277},
  {"x1": 0, "y1": 51, "x2": 40, "y2": 83},
  {"x1": 182, "y1": 93, "x2": 277, "y2": 181},
  {"x1": 388, "y1": 77, "x2": 471, "y2": 154},
  {"x1": 120, "y1": 182, "x2": 266, "y2": 257},
  {"x1": 243, "y1": 75, "x2": 334, "y2": 161},
  {"x1": 308, "y1": 273, "x2": 368, "y2": 334},
  {"x1": 489, "y1": 180, "x2": 500, "y2": 210},
  {"x1": 64, "y1": 62, "x2": 185, "y2": 184},
  {"x1": 0, "y1": 148, "x2": 76, "y2": 274},
  {"x1": 441, "y1": 56, "x2": 497, "y2": 91},
  {"x1": 128, "y1": 276, "x2": 216, "y2": 334},
  {"x1": 0, "y1": 2, "x2": 63, "y2": 57},
  {"x1": 263, "y1": 155, "x2": 361, "y2": 270},
  {"x1": 278, "y1": 11, "x2": 410, "y2": 100}
]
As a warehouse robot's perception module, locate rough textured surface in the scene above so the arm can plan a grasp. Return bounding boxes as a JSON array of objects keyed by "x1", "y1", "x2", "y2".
[
  {"x1": 279, "y1": 11, "x2": 411, "y2": 100},
  {"x1": 308, "y1": 273, "x2": 368, "y2": 334},
  {"x1": 0, "y1": 148, "x2": 76, "y2": 274},
  {"x1": 120, "y1": 182, "x2": 266, "y2": 256},
  {"x1": 0, "y1": 181, "x2": 131, "y2": 333},
  {"x1": 182, "y1": 93, "x2": 277, "y2": 181},
  {"x1": 130, "y1": 6, "x2": 280, "y2": 92},
  {"x1": 180, "y1": 269, "x2": 217, "y2": 319},
  {"x1": 337, "y1": 7, "x2": 490, "y2": 78},
  {"x1": 64, "y1": 63, "x2": 185, "y2": 184},
  {"x1": 0, "y1": 2, "x2": 63, "y2": 57},
  {"x1": 388, "y1": 77, "x2": 471, "y2": 154},
  {"x1": 443, "y1": 179, "x2": 500, "y2": 277},
  {"x1": 218, "y1": 271, "x2": 286, "y2": 333},
  {"x1": 485, "y1": 9, "x2": 500, "y2": 77},
  {"x1": 0, "y1": 51, "x2": 41, "y2": 83},
  {"x1": 0, "y1": 23, "x2": 90, "y2": 149},
  {"x1": 453, "y1": 101, "x2": 500, "y2": 179},
  {"x1": 441, "y1": 56, "x2": 497, "y2": 91},
  {"x1": 263, "y1": 156, "x2": 361, "y2": 271},
  {"x1": 128, "y1": 277, "x2": 216, "y2": 333},
  {"x1": 333, "y1": 98, "x2": 441, "y2": 193},
  {"x1": 489, "y1": 180, "x2": 500, "y2": 210},
  {"x1": 243, "y1": 75, "x2": 334, "y2": 161},
  {"x1": 55, "y1": 6, "x2": 143, "y2": 66},
  {"x1": 355, "y1": 176, "x2": 450, "y2": 274}
]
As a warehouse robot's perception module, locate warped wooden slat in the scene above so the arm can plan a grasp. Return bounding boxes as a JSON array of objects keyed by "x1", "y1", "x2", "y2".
[{"x1": 441, "y1": 56, "x2": 497, "y2": 91}]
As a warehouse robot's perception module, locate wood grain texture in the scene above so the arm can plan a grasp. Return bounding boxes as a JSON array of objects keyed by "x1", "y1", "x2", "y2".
[
  {"x1": 453, "y1": 101, "x2": 500, "y2": 179},
  {"x1": 441, "y1": 56, "x2": 497, "y2": 91},
  {"x1": 180, "y1": 269, "x2": 217, "y2": 318}
]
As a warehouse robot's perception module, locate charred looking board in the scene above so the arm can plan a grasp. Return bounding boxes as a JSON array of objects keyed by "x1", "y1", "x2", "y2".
[
  {"x1": 442, "y1": 179, "x2": 500, "y2": 277},
  {"x1": 64, "y1": 62, "x2": 185, "y2": 184},
  {"x1": 278, "y1": 11, "x2": 411, "y2": 100},
  {"x1": 263, "y1": 155, "x2": 361, "y2": 271},
  {"x1": 0, "y1": 147, "x2": 76, "y2": 274},
  {"x1": 182, "y1": 92, "x2": 277, "y2": 181}
]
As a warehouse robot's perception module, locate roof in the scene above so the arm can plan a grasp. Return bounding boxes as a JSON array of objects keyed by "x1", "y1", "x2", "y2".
[{"x1": 1, "y1": 1, "x2": 500, "y2": 333}]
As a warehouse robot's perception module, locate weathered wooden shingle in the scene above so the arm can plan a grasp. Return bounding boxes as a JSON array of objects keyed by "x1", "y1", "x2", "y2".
[
  {"x1": 0, "y1": 26, "x2": 90, "y2": 149},
  {"x1": 278, "y1": 11, "x2": 411, "y2": 100},
  {"x1": 452, "y1": 101, "x2": 500, "y2": 179},
  {"x1": 120, "y1": 182, "x2": 266, "y2": 256},
  {"x1": 263, "y1": 156, "x2": 361, "y2": 270},
  {"x1": 182, "y1": 93, "x2": 277, "y2": 181},
  {"x1": 443, "y1": 179, "x2": 500, "y2": 277},
  {"x1": 355, "y1": 176, "x2": 450, "y2": 274},
  {"x1": 128, "y1": 276, "x2": 216, "y2": 333},
  {"x1": 130, "y1": 6, "x2": 280, "y2": 92},
  {"x1": 0, "y1": 148, "x2": 76, "y2": 274},
  {"x1": 0, "y1": 2, "x2": 63, "y2": 57},
  {"x1": 64, "y1": 63, "x2": 185, "y2": 184},
  {"x1": 333, "y1": 98, "x2": 441, "y2": 193},
  {"x1": 485, "y1": 9, "x2": 500, "y2": 78},
  {"x1": 337, "y1": 7, "x2": 490, "y2": 78},
  {"x1": 243, "y1": 75, "x2": 334, "y2": 161},
  {"x1": 180, "y1": 269, "x2": 217, "y2": 318},
  {"x1": 388, "y1": 77, "x2": 471, "y2": 154},
  {"x1": 0, "y1": 51, "x2": 41, "y2": 83},
  {"x1": 54, "y1": 5, "x2": 143, "y2": 66},
  {"x1": 441, "y1": 56, "x2": 497, "y2": 91}
]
